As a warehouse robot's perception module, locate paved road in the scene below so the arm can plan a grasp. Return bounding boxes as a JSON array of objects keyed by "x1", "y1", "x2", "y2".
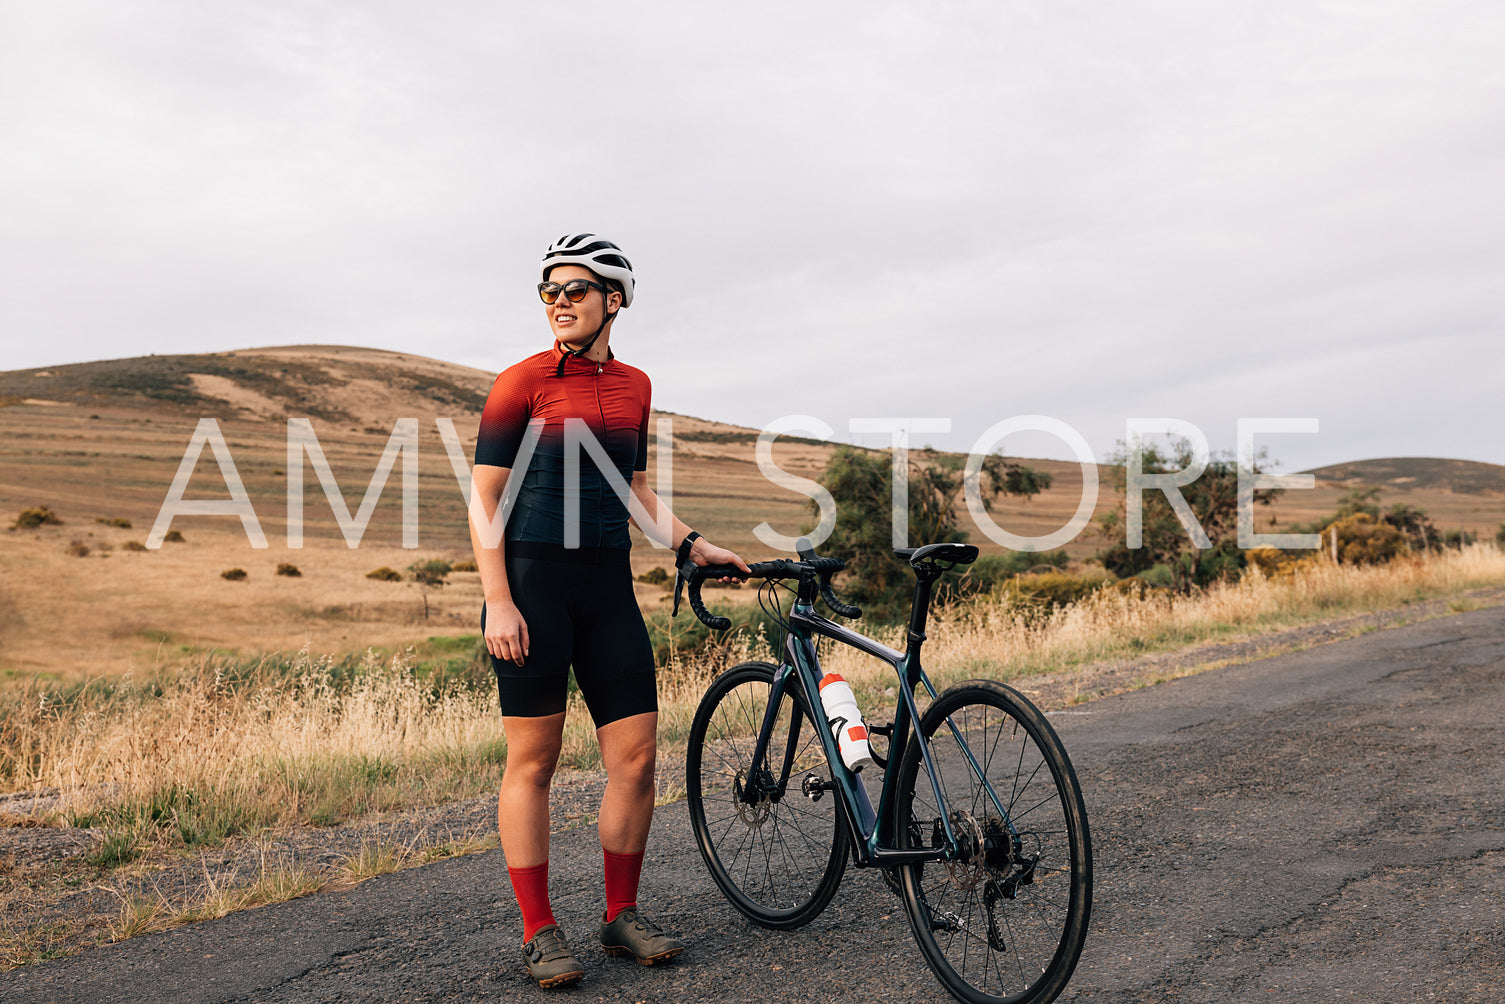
[{"x1": 8, "y1": 606, "x2": 1503, "y2": 1003}]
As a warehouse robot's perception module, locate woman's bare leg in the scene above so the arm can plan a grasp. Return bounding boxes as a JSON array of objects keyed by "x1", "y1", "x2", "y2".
[
  {"x1": 498, "y1": 712, "x2": 566, "y2": 865},
  {"x1": 595, "y1": 711, "x2": 658, "y2": 854}
]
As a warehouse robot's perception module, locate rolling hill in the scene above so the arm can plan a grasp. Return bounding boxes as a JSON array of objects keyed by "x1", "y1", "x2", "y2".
[
  {"x1": 2, "y1": 346, "x2": 1502, "y2": 681},
  {"x1": 1303, "y1": 457, "x2": 1505, "y2": 495}
]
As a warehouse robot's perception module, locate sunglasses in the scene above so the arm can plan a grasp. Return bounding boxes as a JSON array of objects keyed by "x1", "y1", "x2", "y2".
[{"x1": 537, "y1": 279, "x2": 609, "y2": 305}]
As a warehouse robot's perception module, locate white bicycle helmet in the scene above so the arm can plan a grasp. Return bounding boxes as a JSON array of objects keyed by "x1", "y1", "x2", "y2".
[{"x1": 541, "y1": 233, "x2": 635, "y2": 308}]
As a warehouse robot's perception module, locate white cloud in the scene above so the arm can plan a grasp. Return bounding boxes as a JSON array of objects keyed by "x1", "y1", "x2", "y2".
[{"x1": 1, "y1": 1, "x2": 1501, "y2": 471}]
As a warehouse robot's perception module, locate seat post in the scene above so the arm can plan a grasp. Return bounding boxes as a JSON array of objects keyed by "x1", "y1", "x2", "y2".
[{"x1": 906, "y1": 564, "x2": 941, "y2": 653}]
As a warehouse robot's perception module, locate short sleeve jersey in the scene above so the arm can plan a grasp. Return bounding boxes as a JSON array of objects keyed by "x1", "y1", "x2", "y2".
[{"x1": 474, "y1": 344, "x2": 651, "y2": 550}]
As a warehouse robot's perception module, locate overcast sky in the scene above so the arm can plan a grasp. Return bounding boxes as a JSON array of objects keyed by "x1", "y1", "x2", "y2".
[{"x1": 2, "y1": 1, "x2": 1501, "y2": 472}]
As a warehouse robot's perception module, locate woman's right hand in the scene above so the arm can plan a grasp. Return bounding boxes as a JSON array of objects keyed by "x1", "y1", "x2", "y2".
[{"x1": 485, "y1": 600, "x2": 530, "y2": 666}]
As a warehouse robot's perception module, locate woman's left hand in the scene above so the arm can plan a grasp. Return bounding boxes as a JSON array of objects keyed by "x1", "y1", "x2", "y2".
[{"x1": 691, "y1": 537, "x2": 751, "y2": 579}]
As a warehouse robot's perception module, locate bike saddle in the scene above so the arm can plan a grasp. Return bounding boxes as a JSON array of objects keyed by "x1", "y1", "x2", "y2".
[{"x1": 892, "y1": 543, "x2": 979, "y2": 566}]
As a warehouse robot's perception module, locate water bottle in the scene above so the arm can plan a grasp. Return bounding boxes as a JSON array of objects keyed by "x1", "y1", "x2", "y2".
[{"x1": 817, "y1": 673, "x2": 873, "y2": 771}]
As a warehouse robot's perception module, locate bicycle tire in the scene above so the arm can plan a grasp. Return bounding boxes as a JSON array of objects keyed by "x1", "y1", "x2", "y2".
[
  {"x1": 686, "y1": 660, "x2": 849, "y2": 929},
  {"x1": 894, "y1": 680, "x2": 1092, "y2": 1004}
]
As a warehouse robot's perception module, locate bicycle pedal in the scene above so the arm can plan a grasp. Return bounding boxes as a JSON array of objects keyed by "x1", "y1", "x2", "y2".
[{"x1": 801, "y1": 774, "x2": 834, "y2": 801}]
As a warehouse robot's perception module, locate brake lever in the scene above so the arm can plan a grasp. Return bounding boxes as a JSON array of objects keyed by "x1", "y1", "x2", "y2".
[{"x1": 671, "y1": 552, "x2": 699, "y2": 617}]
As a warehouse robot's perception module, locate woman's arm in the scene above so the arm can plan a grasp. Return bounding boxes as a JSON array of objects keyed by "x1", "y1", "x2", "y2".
[
  {"x1": 469, "y1": 464, "x2": 529, "y2": 665},
  {"x1": 628, "y1": 470, "x2": 750, "y2": 573}
]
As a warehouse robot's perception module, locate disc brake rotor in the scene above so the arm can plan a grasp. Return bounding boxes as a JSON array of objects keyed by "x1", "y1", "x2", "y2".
[
  {"x1": 733, "y1": 769, "x2": 772, "y2": 826},
  {"x1": 943, "y1": 810, "x2": 987, "y2": 891}
]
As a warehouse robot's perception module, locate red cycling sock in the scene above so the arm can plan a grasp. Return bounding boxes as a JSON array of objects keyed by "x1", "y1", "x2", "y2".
[
  {"x1": 507, "y1": 861, "x2": 557, "y2": 944},
  {"x1": 602, "y1": 848, "x2": 645, "y2": 923}
]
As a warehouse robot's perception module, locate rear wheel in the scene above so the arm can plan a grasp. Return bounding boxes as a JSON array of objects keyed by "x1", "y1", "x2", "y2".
[
  {"x1": 895, "y1": 681, "x2": 1091, "y2": 1004},
  {"x1": 686, "y1": 661, "x2": 848, "y2": 928}
]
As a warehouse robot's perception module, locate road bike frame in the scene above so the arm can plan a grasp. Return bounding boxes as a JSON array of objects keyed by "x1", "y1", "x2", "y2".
[{"x1": 742, "y1": 568, "x2": 1018, "y2": 869}]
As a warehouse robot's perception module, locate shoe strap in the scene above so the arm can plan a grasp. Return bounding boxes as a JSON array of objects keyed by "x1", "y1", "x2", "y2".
[{"x1": 528, "y1": 929, "x2": 573, "y2": 962}]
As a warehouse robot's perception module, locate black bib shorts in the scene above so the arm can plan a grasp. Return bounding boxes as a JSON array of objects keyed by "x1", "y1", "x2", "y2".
[{"x1": 481, "y1": 541, "x2": 658, "y2": 729}]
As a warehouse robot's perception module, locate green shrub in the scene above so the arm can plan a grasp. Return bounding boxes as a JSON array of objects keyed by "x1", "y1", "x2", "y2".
[
  {"x1": 995, "y1": 570, "x2": 1116, "y2": 613},
  {"x1": 122, "y1": 540, "x2": 148, "y2": 552},
  {"x1": 1196, "y1": 544, "x2": 1245, "y2": 583},
  {"x1": 636, "y1": 566, "x2": 671, "y2": 586},
  {"x1": 366, "y1": 566, "x2": 403, "y2": 582},
  {"x1": 1497, "y1": 522, "x2": 1505, "y2": 548},
  {"x1": 87, "y1": 827, "x2": 143, "y2": 868},
  {"x1": 163, "y1": 529, "x2": 185, "y2": 543},
  {"x1": 1329, "y1": 513, "x2": 1407, "y2": 565},
  {"x1": 276, "y1": 563, "x2": 301, "y2": 577},
  {"x1": 451, "y1": 559, "x2": 478, "y2": 572},
  {"x1": 1135, "y1": 563, "x2": 1176, "y2": 588},
  {"x1": 95, "y1": 517, "x2": 132, "y2": 529},
  {"x1": 66, "y1": 539, "x2": 90, "y2": 557},
  {"x1": 11, "y1": 506, "x2": 62, "y2": 530},
  {"x1": 221, "y1": 568, "x2": 248, "y2": 581},
  {"x1": 1441, "y1": 528, "x2": 1477, "y2": 550},
  {"x1": 961, "y1": 550, "x2": 1070, "y2": 594},
  {"x1": 407, "y1": 559, "x2": 452, "y2": 585}
]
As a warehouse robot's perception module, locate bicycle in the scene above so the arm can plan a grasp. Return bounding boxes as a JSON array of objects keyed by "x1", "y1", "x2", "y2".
[{"x1": 674, "y1": 539, "x2": 1092, "y2": 1004}]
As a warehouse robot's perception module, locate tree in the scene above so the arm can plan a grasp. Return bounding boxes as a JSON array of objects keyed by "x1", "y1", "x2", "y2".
[
  {"x1": 1335, "y1": 485, "x2": 1382, "y2": 519},
  {"x1": 1094, "y1": 439, "x2": 1283, "y2": 591},
  {"x1": 1381, "y1": 501, "x2": 1437, "y2": 552},
  {"x1": 815, "y1": 446, "x2": 1052, "y2": 623},
  {"x1": 407, "y1": 559, "x2": 452, "y2": 621}
]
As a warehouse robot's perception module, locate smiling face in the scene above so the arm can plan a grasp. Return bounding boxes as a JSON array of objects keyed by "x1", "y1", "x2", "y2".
[{"x1": 544, "y1": 264, "x2": 622, "y2": 348}]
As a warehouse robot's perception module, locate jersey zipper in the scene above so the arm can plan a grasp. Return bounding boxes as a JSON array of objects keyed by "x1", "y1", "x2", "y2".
[{"x1": 592, "y1": 362, "x2": 607, "y2": 547}]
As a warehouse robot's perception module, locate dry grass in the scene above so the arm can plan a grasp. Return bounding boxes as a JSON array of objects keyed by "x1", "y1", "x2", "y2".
[
  {"x1": 0, "y1": 918, "x2": 81, "y2": 969},
  {"x1": 342, "y1": 838, "x2": 409, "y2": 881},
  {"x1": 334, "y1": 831, "x2": 499, "y2": 882},
  {"x1": 2, "y1": 545, "x2": 1503, "y2": 875},
  {"x1": 3, "y1": 646, "x2": 507, "y2": 851},
  {"x1": 103, "y1": 845, "x2": 327, "y2": 941}
]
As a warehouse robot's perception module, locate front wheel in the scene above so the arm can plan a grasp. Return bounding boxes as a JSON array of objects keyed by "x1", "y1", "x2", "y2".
[
  {"x1": 895, "y1": 681, "x2": 1092, "y2": 1004},
  {"x1": 686, "y1": 660, "x2": 848, "y2": 929}
]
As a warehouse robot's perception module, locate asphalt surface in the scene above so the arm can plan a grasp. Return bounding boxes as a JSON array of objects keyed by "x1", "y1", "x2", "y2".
[{"x1": 7, "y1": 605, "x2": 1503, "y2": 1003}]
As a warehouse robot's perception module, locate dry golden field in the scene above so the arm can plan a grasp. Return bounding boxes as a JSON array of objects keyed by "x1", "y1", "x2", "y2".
[{"x1": 3, "y1": 344, "x2": 1503, "y2": 684}]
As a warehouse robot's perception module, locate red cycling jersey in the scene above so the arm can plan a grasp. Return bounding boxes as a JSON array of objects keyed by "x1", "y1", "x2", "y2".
[{"x1": 474, "y1": 342, "x2": 651, "y2": 550}]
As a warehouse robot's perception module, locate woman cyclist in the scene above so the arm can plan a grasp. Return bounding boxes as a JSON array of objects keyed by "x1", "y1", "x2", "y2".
[{"x1": 468, "y1": 234, "x2": 748, "y2": 988}]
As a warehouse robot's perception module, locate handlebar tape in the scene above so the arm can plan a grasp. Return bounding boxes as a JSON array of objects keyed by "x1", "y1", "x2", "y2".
[
  {"x1": 676, "y1": 554, "x2": 862, "y2": 630},
  {"x1": 687, "y1": 577, "x2": 732, "y2": 631},
  {"x1": 820, "y1": 579, "x2": 863, "y2": 619}
]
